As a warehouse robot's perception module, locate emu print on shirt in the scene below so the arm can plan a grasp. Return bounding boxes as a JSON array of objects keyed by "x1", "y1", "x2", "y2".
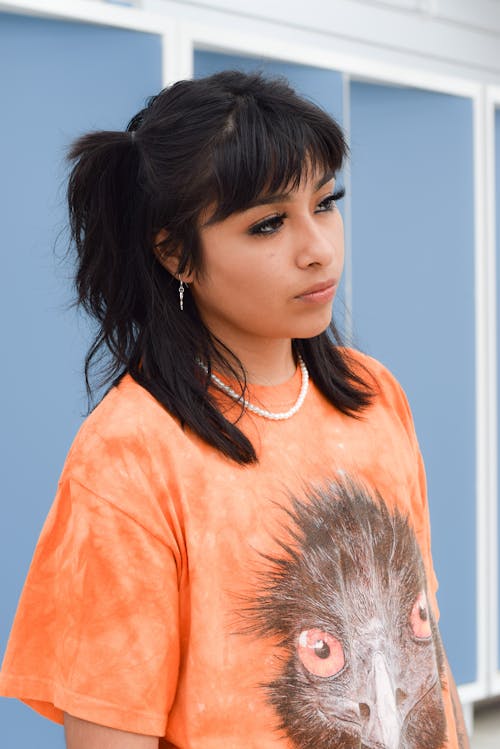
[{"x1": 241, "y1": 479, "x2": 447, "y2": 749}]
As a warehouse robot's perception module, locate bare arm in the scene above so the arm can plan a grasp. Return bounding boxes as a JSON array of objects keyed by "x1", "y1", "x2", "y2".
[
  {"x1": 64, "y1": 713, "x2": 160, "y2": 749},
  {"x1": 444, "y1": 656, "x2": 470, "y2": 749}
]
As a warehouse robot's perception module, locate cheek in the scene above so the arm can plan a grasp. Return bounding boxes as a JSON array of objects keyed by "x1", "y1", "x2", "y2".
[
  {"x1": 208, "y1": 244, "x2": 285, "y2": 300},
  {"x1": 197, "y1": 260, "x2": 273, "y2": 299},
  {"x1": 190, "y1": 255, "x2": 277, "y2": 322}
]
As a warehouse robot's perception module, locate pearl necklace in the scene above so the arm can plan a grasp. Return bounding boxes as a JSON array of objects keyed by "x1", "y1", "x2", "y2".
[{"x1": 199, "y1": 356, "x2": 309, "y2": 421}]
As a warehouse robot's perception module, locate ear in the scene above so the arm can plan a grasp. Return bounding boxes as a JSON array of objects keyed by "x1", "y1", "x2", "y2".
[
  {"x1": 153, "y1": 228, "x2": 194, "y2": 282},
  {"x1": 153, "y1": 229, "x2": 178, "y2": 276}
]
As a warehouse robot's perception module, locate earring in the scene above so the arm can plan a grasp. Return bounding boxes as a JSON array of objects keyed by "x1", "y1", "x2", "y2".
[{"x1": 178, "y1": 278, "x2": 186, "y2": 311}]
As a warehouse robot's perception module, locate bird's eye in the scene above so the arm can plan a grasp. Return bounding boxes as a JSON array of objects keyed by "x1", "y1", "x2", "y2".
[
  {"x1": 297, "y1": 628, "x2": 345, "y2": 677},
  {"x1": 410, "y1": 591, "x2": 432, "y2": 639}
]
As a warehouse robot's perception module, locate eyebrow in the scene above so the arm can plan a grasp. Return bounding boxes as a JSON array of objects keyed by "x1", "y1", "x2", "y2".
[{"x1": 240, "y1": 171, "x2": 336, "y2": 212}]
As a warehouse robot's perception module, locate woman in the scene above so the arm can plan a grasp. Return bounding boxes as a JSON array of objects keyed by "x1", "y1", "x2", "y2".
[{"x1": 0, "y1": 70, "x2": 468, "y2": 749}]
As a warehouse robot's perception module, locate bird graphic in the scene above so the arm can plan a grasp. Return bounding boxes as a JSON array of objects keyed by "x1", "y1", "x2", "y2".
[{"x1": 239, "y1": 478, "x2": 447, "y2": 749}]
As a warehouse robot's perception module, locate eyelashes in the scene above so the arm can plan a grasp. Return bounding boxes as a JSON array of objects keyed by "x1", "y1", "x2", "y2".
[{"x1": 247, "y1": 187, "x2": 346, "y2": 237}]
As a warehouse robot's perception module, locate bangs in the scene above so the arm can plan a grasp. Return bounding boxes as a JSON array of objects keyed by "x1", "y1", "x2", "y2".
[{"x1": 203, "y1": 92, "x2": 348, "y2": 224}]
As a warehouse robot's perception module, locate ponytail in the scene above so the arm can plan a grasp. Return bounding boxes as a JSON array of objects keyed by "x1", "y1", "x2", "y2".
[{"x1": 67, "y1": 129, "x2": 150, "y2": 393}]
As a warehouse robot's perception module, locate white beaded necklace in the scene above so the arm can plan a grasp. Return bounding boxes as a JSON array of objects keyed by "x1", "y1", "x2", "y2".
[{"x1": 198, "y1": 356, "x2": 309, "y2": 421}]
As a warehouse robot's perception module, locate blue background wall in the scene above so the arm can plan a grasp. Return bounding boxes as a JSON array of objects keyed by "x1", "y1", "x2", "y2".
[
  {"x1": 0, "y1": 12, "x2": 162, "y2": 747},
  {"x1": 350, "y1": 81, "x2": 476, "y2": 684}
]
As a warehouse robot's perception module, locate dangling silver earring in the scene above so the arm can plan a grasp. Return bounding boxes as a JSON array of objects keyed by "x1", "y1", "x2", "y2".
[{"x1": 178, "y1": 278, "x2": 186, "y2": 311}]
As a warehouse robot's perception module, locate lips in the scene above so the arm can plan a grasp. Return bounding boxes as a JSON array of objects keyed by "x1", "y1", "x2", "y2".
[
  {"x1": 297, "y1": 279, "x2": 337, "y2": 297},
  {"x1": 295, "y1": 279, "x2": 337, "y2": 303}
]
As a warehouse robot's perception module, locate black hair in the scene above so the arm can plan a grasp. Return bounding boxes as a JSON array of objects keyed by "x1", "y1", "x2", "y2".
[{"x1": 67, "y1": 69, "x2": 373, "y2": 464}]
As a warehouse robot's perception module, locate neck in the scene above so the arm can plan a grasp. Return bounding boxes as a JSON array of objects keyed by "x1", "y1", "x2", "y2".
[{"x1": 215, "y1": 337, "x2": 296, "y2": 386}]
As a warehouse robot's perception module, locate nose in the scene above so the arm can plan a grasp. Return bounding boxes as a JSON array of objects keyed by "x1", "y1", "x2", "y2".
[{"x1": 294, "y1": 213, "x2": 340, "y2": 269}]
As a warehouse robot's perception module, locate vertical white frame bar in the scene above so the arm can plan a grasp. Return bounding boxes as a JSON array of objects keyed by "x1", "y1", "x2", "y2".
[
  {"x1": 466, "y1": 84, "x2": 491, "y2": 704},
  {"x1": 162, "y1": 20, "x2": 193, "y2": 86},
  {"x1": 487, "y1": 85, "x2": 500, "y2": 697},
  {"x1": 341, "y1": 71, "x2": 353, "y2": 345}
]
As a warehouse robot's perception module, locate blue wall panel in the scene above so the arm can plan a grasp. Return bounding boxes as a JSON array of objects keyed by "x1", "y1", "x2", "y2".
[
  {"x1": 194, "y1": 50, "x2": 349, "y2": 335},
  {"x1": 350, "y1": 82, "x2": 476, "y2": 685},
  {"x1": 0, "y1": 12, "x2": 162, "y2": 747}
]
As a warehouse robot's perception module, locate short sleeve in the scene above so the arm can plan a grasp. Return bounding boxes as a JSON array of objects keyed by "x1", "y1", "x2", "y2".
[{"x1": 0, "y1": 475, "x2": 180, "y2": 737}]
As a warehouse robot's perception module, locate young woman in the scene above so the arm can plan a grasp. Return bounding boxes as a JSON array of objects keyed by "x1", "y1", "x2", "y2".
[{"x1": 0, "y1": 70, "x2": 468, "y2": 749}]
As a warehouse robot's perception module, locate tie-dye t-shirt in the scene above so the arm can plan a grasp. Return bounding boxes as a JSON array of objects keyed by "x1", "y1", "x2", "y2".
[{"x1": 0, "y1": 350, "x2": 461, "y2": 748}]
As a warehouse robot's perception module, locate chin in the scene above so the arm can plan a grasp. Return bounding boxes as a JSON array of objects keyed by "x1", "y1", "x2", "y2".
[{"x1": 291, "y1": 314, "x2": 335, "y2": 340}]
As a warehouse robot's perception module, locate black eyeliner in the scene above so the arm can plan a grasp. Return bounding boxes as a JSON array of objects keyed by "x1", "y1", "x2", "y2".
[
  {"x1": 247, "y1": 213, "x2": 287, "y2": 236},
  {"x1": 247, "y1": 187, "x2": 345, "y2": 237}
]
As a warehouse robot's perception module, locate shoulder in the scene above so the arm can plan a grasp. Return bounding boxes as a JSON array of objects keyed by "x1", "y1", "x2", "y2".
[
  {"x1": 65, "y1": 373, "x2": 181, "y2": 464},
  {"x1": 77, "y1": 373, "x2": 177, "y2": 440},
  {"x1": 57, "y1": 375, "x2": 192, "y2": 527},
  {"x1": 340, "y1": 347, "x2": 415, "y2": 431}
]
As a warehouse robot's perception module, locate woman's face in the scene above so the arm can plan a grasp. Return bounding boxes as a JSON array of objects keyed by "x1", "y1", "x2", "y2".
[{"x1": 186, "y1": 170, "x2": 345, "y2": 351}]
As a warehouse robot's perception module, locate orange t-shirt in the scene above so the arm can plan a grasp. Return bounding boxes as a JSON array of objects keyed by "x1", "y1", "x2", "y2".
[{"x1": 0, "y1": 350, "x2": 460, "y2": 748}]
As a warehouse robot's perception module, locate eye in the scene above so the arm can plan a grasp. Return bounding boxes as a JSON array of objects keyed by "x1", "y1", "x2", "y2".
[
  {"x1": 315, "y1": 187, "x2": 346, "y2": 213},
  {"x1": 297, "y1": 628, "x2": 345, "y2": 677},
  {"x1": 247, "y1": 214, "x2": 285, "y2": 237},
  {"x1": 410, "y1": 591, "x2": 432, "y2": 640}
]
